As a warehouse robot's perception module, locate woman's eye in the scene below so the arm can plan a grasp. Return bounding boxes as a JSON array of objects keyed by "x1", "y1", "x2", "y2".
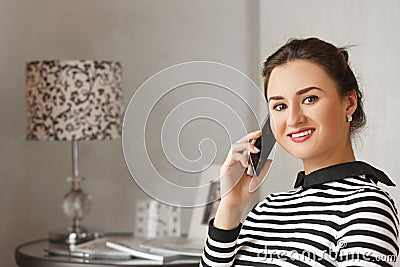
[
  {"x1": 273, "y1": 103, "x2": 287, "y2": 111},
  {"x1": 303, "y1": 96, "x2": 318, "y2": 104}
]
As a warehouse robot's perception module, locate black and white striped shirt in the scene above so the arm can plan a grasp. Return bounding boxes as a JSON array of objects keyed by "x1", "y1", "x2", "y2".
[{"x1": 201, "y1": 161, "x2": 399, "y2": 266}]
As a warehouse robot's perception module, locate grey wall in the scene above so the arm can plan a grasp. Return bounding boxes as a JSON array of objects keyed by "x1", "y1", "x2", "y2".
[
  {"x1": 0, "y1": 1, "x2": 260, "y2": 266},
  {"x1": 258, "y1": 0, "x2": 400, "y2": 232}
]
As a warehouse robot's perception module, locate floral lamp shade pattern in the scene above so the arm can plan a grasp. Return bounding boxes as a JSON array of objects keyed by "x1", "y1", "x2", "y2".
[{"x1": 26, "y1": 60, "x2": 123, "y2": 141}]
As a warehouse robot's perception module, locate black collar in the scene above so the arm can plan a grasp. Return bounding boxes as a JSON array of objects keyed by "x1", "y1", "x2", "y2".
[{"x1": 294, "y1": 161, "x2": 396, "y2": 189}]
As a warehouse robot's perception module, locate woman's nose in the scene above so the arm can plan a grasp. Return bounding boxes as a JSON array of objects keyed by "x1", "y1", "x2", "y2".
[{"x1": 287, "y1": 105, "x2": 305, "y2": 127}]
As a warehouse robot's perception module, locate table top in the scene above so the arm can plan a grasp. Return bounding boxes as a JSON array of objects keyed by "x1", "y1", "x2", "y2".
[{"x1": 15, "y1": 236, "x2": 201, "y2": 267}]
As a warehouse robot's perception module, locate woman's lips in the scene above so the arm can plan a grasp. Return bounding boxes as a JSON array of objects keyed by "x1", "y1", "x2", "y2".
[{"x1": 287, "y1": 128, "x2": 315, "y2": 143}]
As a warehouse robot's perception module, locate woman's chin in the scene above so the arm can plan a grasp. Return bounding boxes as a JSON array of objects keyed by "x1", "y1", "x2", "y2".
[{"x1": 281, "y1": 145, "x2": 317, "y2": 160}]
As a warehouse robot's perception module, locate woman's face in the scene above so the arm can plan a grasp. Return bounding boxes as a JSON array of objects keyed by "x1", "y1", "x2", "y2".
[{"x1": 266, "y1": 60, "x2": 354, "y2": 162}]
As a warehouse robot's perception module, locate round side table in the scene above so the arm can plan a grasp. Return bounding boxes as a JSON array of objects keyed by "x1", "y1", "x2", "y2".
[{"x1": 15, "y1": 237, "x2": 200, "y2": 267}]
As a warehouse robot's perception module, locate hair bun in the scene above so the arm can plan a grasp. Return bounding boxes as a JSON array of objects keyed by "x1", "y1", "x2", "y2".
[{"x1": 338, "y1": 48, "x2": 349, "y2": 63}]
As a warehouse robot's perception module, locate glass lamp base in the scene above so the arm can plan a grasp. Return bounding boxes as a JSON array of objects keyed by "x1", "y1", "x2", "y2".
[{"x1": 49, "y1": 227, "x2": 102, "y2": 245}]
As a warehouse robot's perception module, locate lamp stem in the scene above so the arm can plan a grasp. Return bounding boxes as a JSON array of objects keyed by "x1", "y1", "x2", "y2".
[
  {"x1": 72, "y1": 140, "x2": 79, "y2": 178},
  {"x1": 73, "y1": 218, "x2": 81, "y2": 233},
  {"x1": 71, "y1": 140, "x2": 81, "y2": 232}
]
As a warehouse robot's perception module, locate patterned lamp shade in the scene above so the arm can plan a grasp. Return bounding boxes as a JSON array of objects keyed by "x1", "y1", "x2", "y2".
[{"x1": 26, "y1": 60, "x2": 123, "y2": 141}]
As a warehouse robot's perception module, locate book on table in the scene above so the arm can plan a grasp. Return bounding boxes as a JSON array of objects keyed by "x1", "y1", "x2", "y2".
[
  {"x1": 139, "y1": 237, "x2": 204, "y2": 257},
  {"x1": 46, "y1": 236, "x2": 133, "y2": 259},
  {"x1": 105, "y1": 238, "x2": 190, "y2": 263}
]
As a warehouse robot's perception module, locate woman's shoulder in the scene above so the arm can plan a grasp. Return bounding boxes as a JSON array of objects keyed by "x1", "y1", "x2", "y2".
[
  {"x1": 253, "y1": 175, "x2": 398, "y2": 215},
  {"x1": 330, "y1": 176, "x2": 399, "y2": 230},
  {"x1": 317, "y1": 175, "x2": 398, "y2": 212},
  {"x1": 340, "y1": 176, "x2": 397, "y2": 206}
]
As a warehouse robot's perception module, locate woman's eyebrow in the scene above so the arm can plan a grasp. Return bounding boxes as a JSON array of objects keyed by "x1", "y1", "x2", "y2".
[
  {"x1": 268, "y1": 86, "x2": 323, "y2": 102},
  {"x1": 267, "y1": 95, "x2": 284, "y2": 102},
  {"x1": 296, "y1": 86, "x2": 323, "y2": 95}
]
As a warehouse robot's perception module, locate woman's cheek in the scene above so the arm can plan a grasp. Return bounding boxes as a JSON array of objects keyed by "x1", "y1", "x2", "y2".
[
  {"x1": 269, "y1": 113, "x2": 285, "y2": 144},
  {"x1": 269, "y1": 115, "x2": 276, "y2": 135}
]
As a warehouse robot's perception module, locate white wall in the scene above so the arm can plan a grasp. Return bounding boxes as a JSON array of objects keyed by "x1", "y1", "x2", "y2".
[
  {"x1": 0, "y1": 1, "x2": 260, "y2": 266},
  {"x1": 259, "y1": 0, "x2": 400, "y2": 232}
]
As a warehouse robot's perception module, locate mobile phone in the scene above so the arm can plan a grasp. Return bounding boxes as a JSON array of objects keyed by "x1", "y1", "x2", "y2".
[{"x1": 248, "y1": 116, "x2": 276, "y2": 177}]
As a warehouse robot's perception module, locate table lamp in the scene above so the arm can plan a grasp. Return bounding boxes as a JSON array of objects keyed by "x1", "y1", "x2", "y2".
[{"x1": 25, "y1": 60, "x2": 123, "y2": 244}]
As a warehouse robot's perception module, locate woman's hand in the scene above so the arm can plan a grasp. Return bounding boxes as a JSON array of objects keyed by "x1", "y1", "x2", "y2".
[{"x1": 213, "y1": 130, "x2": 262, "y2": 230}]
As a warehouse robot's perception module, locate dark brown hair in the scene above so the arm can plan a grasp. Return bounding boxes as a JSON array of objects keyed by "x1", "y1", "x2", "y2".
[{"x1": 262, "y1": 37, "x2": 366, "y2": 135}]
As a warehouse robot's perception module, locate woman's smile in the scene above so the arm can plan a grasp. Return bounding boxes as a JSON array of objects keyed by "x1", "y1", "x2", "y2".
[{"x1": 287, "y1": 127, "x2": 315, "y2": 143}]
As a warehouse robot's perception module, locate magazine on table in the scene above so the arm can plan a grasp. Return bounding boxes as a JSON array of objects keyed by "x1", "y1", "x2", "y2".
[
  {"x1": 46, "y1": 236, "x2": 133, "y2": 259},
  {"x1": 105, "y1": 238, "x2": 192, "y2": 263},
  {"x1": 139, "y1": 237, "x2": 204, "y2": 257}
]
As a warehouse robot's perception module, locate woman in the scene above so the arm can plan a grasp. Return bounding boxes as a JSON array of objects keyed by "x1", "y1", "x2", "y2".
[{"x1": 200, "y1": 38, "x2": 399, "y2": 266}]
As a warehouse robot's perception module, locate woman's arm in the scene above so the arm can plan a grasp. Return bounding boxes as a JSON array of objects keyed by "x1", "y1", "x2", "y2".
[
  {"x1": 213, "y1": 130, "x2": 261, "y2": 229},
  {"x1": 200, "y1": 130, "x2": 262, "y2": 266},
  {"x1": 200, "y1": 219, "x2": 242, "y2": 267}
]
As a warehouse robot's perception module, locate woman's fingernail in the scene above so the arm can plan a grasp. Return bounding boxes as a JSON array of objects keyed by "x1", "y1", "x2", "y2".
[{"x1": 254, "y1": 147, "x2": 260, "y2": 152}]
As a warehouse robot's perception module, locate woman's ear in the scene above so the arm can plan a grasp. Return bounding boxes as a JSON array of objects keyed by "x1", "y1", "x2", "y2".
[{"x1": 345, "y1": 89, "x2": 358, "y2": 115}]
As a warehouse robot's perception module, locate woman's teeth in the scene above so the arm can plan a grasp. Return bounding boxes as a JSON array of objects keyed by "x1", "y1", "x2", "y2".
[{"x1": 291, "y1": 129, "x2": 314, "y2": 138}]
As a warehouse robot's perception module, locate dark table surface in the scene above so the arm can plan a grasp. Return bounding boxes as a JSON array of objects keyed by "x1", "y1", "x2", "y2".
[{"x1": 15, "y1": 235, "x2": 201, "y2": 267}]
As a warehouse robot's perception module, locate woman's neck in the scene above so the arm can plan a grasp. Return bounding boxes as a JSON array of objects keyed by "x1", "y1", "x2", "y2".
[{"x1": 302, "y1": 139, "x2": 356, "y2": 175}]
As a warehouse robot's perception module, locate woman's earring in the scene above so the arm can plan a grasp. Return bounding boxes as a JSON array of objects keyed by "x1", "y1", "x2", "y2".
[{"x1": 346, "y1": 114, "x2": 352, "y2": 123}]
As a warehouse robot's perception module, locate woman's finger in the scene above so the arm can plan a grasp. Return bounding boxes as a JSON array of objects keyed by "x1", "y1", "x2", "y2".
[
  {"x1": 237, "y1": 153, "x2": 249, "y2": 168},
  {"x1": 235, "y1": 130, "x2": 262, "y2": 144},
  {"x1": 239, "y1": 156, "x2": 249, "y2": 168},
  {"x1": 231, "y1": 142, "x2": 260, "y2": 154},
  {"x1": 227, "y1": 152, "x2": 249, "y2": 168}
]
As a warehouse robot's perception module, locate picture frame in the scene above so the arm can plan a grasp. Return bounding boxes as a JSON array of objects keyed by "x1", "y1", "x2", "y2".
[
  {"x1": 188, "y1": 164, "x2": 221, "y2": 241},
  {"x1": 201, "y1": 180, "x2": 220, "y2": 225}
]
